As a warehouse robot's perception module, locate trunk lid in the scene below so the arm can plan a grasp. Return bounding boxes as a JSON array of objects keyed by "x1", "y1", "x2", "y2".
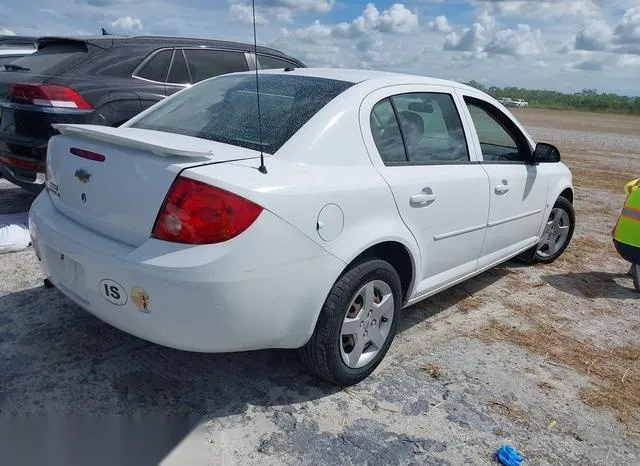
[{"x1": 45, "y1": 124, "x2": 260, "y2": 246}]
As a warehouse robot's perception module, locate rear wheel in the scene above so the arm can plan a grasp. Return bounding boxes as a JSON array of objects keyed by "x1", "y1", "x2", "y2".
[
  {"x1": 534, "y1": 196, "x2": 575, "y2": 264},
  {"x1": 300, "y1": 259, "x2": 401, "y2": 386},
  {"x1": 632, "y1": 264, "x2": 640, "y2": 292}
]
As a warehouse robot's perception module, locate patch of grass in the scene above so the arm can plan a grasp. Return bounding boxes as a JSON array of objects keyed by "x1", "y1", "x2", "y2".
[
  {"x1": 537, "y1": 381, "x2": 555, "y2": 391},
  {"x1": 457, "y1": 294, "x2": 485, "y2": 313},
  {"x1": 567, "y1": 165, "x2": 634, "y2": 194},
  {"x1": 486, "y1": 399, "x2": 530, "y2": 426},
  {"x1": 473, "y1": 307, "x2": 640, "y2": 432},
  {"x1": 422, "y1": 362, "x2": 443, "y2": 379}
]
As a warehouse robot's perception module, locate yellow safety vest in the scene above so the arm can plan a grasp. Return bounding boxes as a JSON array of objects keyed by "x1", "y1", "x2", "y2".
[{"x1": 614, "y1": 178, "x2": 640, "y2": 248}]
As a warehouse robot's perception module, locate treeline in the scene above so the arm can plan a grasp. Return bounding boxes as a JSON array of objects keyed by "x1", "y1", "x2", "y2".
[{"x1": 464, "y1": 80, "x2": 640, "y2": 115}]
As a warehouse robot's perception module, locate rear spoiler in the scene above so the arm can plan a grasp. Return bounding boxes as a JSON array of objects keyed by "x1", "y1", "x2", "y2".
[
  {"x1": 0, "y1": 35, "x2": 37, "y2": 48},
  {"x1": 36, "y1": 36, "x2": 114, "y2": 50},
  {"x1": 52, "y1": 124, "x2": 217, "y2": 158}
]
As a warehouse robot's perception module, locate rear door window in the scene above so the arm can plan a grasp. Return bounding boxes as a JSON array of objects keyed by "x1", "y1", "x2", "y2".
[
  {"x1": 391, "y1": 93, "x2": 469, "y2": 163},
  {"x1": 136, "y1": 49, "x2": 172, "y2": 82},
  {"x1": 258, "y1": 54, "x2": 297, "y2": 70},
  {"x1": 183, "y1": 49, "x2": 249, "y2": 83},
  {"x1": 370, "y1": 98, "x2": 406, "y2": 163},
  {"x1": 167, "y1": 49, "x2": 191, "y2": 84},
  {"x1": 131, "y1": 74, "x2": 353, "y2": 154},
  {"x1": 7, "y1": 43, "x2": 89, "y2": 75}
]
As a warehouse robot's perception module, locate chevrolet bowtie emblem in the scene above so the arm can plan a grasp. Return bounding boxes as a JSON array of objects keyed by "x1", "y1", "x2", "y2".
[{"x1": 74, "y1": 169, "x2": 92, "y2": 183}]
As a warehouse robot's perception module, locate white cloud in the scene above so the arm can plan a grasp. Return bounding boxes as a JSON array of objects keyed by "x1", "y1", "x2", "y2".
[
  {"x1": 274, "y1": 3, "x2": 422, "y2": 70},
  {"x1": 110, "y1": 16, "x2": 143, "y2": 31},
  {"x1": 494, "y1": 0, "x2": 601, "y2": 20},
  {"x1": 0, "y1": 28, "x2": 16, "y2": 35},
  {"x1": 229, "y1": 3, "x2": 268, "y2": 25},
  {"x1": 444, "y1": 23, "x2": 487, "y2": 53},
  {"x1": 564, "y1": 6, "x2": 640, "y2": 56},
  {"x1": 569, "y1": 58, "x2": 607, "y2": 71},
  {"x1": 486, "y1": 24, "x2": 544, "y2": 56},
  {"x1": 443, "y1": 10, "x2": 542, "y2": 57},
  {"x1": 428, "y1": 15, "x2": 451, "y2": 33},
  {"x1": 477, "y1": 8, "x2": 496, "y2": 31},
  {"x1": 617, "y1": 54, "x2": 640, "y2": 68},
  {"x1": 377, "y1": 3, "x2": 419, "y2": 34},
  {"x1": 229, "y1": 0, "x2": 334, "y2": 24},
  {"x1": 613, "y1": 6, "x2": 640, "y2": 46},
  {"x1": 575, "y1": 20, "x2": 613, "y2": 51},
  {"x1": 334, "y1": 3, "x2": 419, "y2": 37},
  {"x1": 569, "y1": 53, "x2": 640, "y2": 71}
]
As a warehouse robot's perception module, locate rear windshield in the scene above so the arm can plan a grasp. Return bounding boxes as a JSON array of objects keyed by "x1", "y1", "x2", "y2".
[
  {"x1": 0, "y1": 55, "x2": 25, "y2": 66},
  {"x1": 130, "y1": 74, "x2": 353, "y2": 154},
  {"x1": 8, "y1": 43, "x2": 89, "y2": 74}
]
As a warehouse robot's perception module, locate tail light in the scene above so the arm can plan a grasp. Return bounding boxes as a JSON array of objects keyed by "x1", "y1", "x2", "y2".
[
  {"x1": 151, "y1": 176, "x2": 263, "y2": 244},
  {"x1": 0, "y1": 155, "x2": 45, "y2": 171},
  {"x1": 8, "y1": 83, "x2": 92, "y2": 109}
]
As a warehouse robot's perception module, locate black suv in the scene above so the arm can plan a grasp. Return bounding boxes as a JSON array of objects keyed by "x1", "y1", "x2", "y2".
[{"x1": 0, "y1": 35, "x2": 305, "y2": 192}]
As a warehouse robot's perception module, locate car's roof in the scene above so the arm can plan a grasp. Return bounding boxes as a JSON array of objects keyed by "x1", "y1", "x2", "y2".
[
  {"x1": 34, "y1": 35, "x2": 297, "y2": 59},
  {"x1": 242, "y1": 67, "x2": 477, "y2": 92}
]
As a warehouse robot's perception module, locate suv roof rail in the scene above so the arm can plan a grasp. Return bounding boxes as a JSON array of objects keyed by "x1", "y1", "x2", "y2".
[{"x1": 128, "y1": 34, "x2": 286, "y2": 54}]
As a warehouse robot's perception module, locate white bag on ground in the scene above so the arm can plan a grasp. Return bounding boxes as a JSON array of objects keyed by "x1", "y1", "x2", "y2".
[{"x1": 0, "y1": 212, "x2": 31, "y2": 254}]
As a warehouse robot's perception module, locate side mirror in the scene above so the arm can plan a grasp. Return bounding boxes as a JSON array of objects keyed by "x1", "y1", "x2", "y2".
[{"x1": 532, "y1": 142, "x2": 560, "y2": 163}]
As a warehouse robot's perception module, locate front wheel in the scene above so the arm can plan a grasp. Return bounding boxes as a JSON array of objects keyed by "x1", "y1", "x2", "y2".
[
  {"x1": 534, "y1": 196, "x2": 575, "y2": 264},
  {"x1": 299, "y1": 259, "x2": 402, "y2": 386}
]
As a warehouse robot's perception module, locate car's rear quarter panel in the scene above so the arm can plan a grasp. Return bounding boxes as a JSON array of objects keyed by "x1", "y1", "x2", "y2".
[{"x1": 183, "y1": 87, "x2": 421, "y2": 302}]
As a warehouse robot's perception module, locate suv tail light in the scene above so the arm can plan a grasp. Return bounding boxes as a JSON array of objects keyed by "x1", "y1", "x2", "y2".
[
  {"x1": 8, "y1": 83, "x2": 92, "y2": 109},
  {"x1": 152, "y1": 176, "x2": 263, "y2": 244}
]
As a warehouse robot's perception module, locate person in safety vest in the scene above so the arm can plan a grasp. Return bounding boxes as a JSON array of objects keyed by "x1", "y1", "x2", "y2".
[{"x1": 613, "y1": 177, "x2": 640, "y2": 291}]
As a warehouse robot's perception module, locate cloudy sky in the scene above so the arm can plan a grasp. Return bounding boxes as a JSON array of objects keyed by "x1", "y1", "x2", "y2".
[{"x1": 2, "y1": 0, "x2": 640, "y2": 95}]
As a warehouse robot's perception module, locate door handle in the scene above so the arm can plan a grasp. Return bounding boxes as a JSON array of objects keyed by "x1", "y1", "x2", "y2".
[
  {"x1": 495, "y1": 180, "x2": 510, "y2": 194},
  {"x1": 410, "y1": 189, "x2": 437, "y2": 207}
]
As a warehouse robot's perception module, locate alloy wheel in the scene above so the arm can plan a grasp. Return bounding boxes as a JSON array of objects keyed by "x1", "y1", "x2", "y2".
[{"x1": 340, "y1": 280, "x2": 394, "y2": 369}]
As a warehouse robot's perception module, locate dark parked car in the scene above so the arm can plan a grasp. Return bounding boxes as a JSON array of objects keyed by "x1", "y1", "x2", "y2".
[{"x1": 0, "y1": 35, "x2": 305, "y2": 192}]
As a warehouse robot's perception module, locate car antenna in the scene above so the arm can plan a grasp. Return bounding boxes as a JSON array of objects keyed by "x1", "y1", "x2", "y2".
[{"x1": 251, "y1": 0, "x2": 267, "y2": 174}]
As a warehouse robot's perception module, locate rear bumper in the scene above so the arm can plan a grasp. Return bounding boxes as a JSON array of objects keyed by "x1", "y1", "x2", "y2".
[
  {"x1": 0, "y1": 161, "x2": 46, "y2": 193},
  {"x1": 0, "y1": 108, "x2": 92, "y2": 192},
  {"x1": 0, "y1": 137, "x2": 48, "y2": 192},
  {"x1": 29, "y1": 192, "x2": 345, "y2": 353}
]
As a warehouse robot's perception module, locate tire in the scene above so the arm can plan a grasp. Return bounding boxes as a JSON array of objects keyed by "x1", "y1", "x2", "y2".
[
  {"x1": 299, "y1": 259, "x2": 402, "y2": 386},
  {"x1": 533, "y1": 196, "x2": 575, "y2": 264},
  {"x1": 632, "y1": 264, "x2": 640, "y2": 292}
]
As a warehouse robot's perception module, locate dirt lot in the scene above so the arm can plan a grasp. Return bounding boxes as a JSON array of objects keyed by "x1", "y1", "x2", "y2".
[{"x1": 1, "y1": 108, "x2": 639, "y2": 465}]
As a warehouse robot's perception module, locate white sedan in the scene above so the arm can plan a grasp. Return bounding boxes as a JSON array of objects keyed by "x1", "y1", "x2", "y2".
[{"x1": 29, "y1": 68, "x2": 574, "y2": 385}]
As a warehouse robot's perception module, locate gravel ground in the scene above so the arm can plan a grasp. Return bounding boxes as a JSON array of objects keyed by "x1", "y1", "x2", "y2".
[{"x1": 0, "y1": 109, "x2": 639, "y2": 465}]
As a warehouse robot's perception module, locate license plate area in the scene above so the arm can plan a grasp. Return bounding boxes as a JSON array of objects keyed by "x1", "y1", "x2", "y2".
[{"x1": 44, "y1": 246, "x2": 87, "y2": 299}]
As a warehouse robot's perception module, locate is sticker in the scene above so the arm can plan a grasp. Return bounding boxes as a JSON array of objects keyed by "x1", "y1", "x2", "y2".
[
  {"x1": 131, "y1": 286, "x2": 151, "y2": 313},
  {"x1": 98, "y1": 279, "x2": 128, "y2": 306}
]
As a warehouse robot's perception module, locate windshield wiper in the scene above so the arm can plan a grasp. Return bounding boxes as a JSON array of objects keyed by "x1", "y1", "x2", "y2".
[{"x1": 3, "y1": 64, "x2": 30, "y2": 71}]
